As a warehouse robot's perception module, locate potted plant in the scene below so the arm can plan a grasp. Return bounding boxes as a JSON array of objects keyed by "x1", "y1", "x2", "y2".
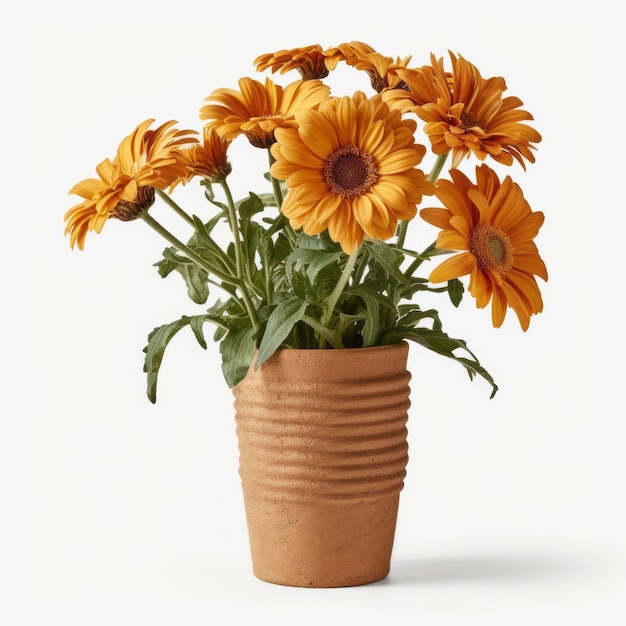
[{"x1": 63, "y1": 42, "x2": 546, "y2": 587}]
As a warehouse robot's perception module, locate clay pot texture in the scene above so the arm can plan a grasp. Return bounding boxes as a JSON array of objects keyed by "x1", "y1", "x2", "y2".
[{"x1": 232, "y1": 342, "x2": 411, "y2": 587}]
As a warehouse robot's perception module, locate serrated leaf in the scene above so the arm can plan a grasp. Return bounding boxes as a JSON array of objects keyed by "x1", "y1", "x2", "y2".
[
  {"x1": 143, "y1": 318, "x2": 193, "y2": 404},
  {"x1": 364, "y1": 239, "x2": 409, "y2": 285},
  {"x1": 296, "y1": 231, "x2": 341, "y2": 252},
  {"x1": 143, "y1": 314, "x2": 225, "y2": 403},
  {"x1": 387, "y1": 327, "x2": 498, "y2": 398},
  {"x1": 176, "y1": 264, "x2": 209, "y2": 304}
]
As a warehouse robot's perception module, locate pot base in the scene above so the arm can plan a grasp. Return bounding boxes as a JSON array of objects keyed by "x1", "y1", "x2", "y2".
[{"x1": 245, "y1": 494, "x2": 400, "y2": 587}]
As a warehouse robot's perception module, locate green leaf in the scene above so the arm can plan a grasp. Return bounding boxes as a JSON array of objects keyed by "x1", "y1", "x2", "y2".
[
  {"x1": 364, "y1": 239, "x2": 409, "y2": 286},
  {"x1": 143, "y1": 319, "x2": 190, "y2": 403},
  {"x1": 255, "y1": 297, "x2": 307, "y2": 369},
  {"x1": 388, "y1": 327, "x2": 498, "y2": 398},
  {"x1": 359, "y1": 293, "x2": 381, "y2": 346},
  {"x1": 447, "y1": 278, "x2": 464, "y2": 307},
  {"x1": 143, "y1": 313, "x2": 229, "y2": 402},
  {"x1": 238, "y1": 192, "x2": 266, "y2": 220},
  {"x1": 284, "y1": 248, "x2": 342, "y2": 302},
  {"x1": 296, "y1": 231, "x2": 342, "y2": 252},
  {"x1": 236, "y1": 190, "x2": 277, "y2": 211},
  {"x1": 176, "y1": 263, "x2": 210, "y2": 304},
  {"x1": 219, "y1": 319, "x2": 258, "y2": 388},
  {"x1": 398, "y1": 306, "x2": 443, "y2": 331}
]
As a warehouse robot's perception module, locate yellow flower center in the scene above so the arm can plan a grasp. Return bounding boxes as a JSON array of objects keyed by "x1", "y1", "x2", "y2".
[
  {"x1": 323, "y1": 145, "x2": 378, "y2": 198},
  {"x1": 470, "y1": 223, "x2": 513, "y2": 276}
]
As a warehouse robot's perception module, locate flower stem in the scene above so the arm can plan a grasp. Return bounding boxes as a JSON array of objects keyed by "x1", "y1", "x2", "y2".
[
  {"x1": 218, "y1": 180, "x2": 244, "y2": 276},
  {"x1": 139, "y1": 211, "x2": 259, "y2": 329},
  {"x1": 155, "y1": 188, "x2": 196, "y2": 228},
  {"x1": 267, "y1": 149, "x2": 283, "y2": 208},
  {"x1": 427, "y1": 153, "x2": 448, "y2": 183},
  {"x1": 319, "y1": 247, "x2": 360, "y2": 348},
  {"x1": 266, "y1": 149, "x2": 297, "y2": 243},
  {"x1": 302, "y1": 315, "x2": 344, "y2": 349},
  {"x1": 352, "y1": 245, "x2": 369, "y2": 286},
  {"x1": 396, "y1": 153, "x2": 450, "y2": 249},
  {"x1": 403, "y1": 241, "x2": 437, "y2": 278}
]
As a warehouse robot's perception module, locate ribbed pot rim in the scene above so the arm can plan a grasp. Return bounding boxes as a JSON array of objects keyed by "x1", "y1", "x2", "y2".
[
  {"x1": 253, "y1": 341, "x2": 408, "y2": 360},
  {"x1": 237, "y1": 341, "x2": 410, "y2": 385}
]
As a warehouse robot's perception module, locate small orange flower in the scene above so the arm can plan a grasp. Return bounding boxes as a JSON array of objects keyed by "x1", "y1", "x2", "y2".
[
  {"x1": 173, "y1": 126, "x2": 232, "y2": 188},
  {"x1": 64, "y1": 119, "x2": 197, "y2": 249},
  {"x1": 199, "y1": 77, "x2": 330, "y2": 149},
  {"x1": 332, "y1": 41, "x2": 412, "y2": 92},
  {"x1": 254, "y1": 44, "x2": 331, "y2": 80},
  {"x1": 420, "y1": 164, "x2": 548, "y2": 330},
  {"x1": 270, "y1": 91, "x2": 433, "y2": 254},
  {"x1": 384, "y1": 52, "x2": 542, "y2": 169}
]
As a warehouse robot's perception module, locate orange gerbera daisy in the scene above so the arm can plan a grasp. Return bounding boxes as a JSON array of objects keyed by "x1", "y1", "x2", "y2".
[
  {"x1": 384, "y1": 52, "x2": 541, "y2": 169},
  {"x1": 333, "y1": 41, "x2": 412, "y2": 92},
  {"x1": 420, "y1": 164, "x2": 548, "y2": 330},
  {"x1": 270, "y1": 91, "x2": 433, "y2": 254},
  {"x1": 64, "y1": 119, "x2": 197, "y2": 249},
  {"x1": 254, "y1": 44, "x2": 331, "y2": 80},
  {"x1": 172, "y1": 126, "x2": 232, "y2": 188},
  {"x1": 199, "y1": 77, "x2": 330, "y2": 149}
]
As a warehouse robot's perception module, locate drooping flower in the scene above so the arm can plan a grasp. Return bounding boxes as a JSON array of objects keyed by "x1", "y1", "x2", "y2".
[
  {"x1": 172, "y1": 126, "x2": 232, "y2": 188},
  {"x1": 332, "y1": 41, "x2": 412, "y2": 92},
  {"x1": 199, "y1": 77, "x2": 331, "y2": 149},
  {"x1": 64, "y1": 119, "x2": 197, "y2": 249},
  {"x1": 254, "y1": 45, "x2": 331, "y2": 80},
  {"x1": 383, "y1": 52, "x2": 541, "y2": 169},
  {"x1": 270, "y1": 91, "x2": 433, "y2": 254},
  {"x1": 420, "y1": 164, "x2": 548, "y2": 330}
]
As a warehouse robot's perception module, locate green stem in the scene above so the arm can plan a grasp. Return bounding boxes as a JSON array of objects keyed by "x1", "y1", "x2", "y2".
[
  {"x1": 396, "y1": 219, "x2": 409, "y2": 250},
  {"x1": 155, "y1": 188, "x2": 196, "y2": 228},
  {"x1": 216, "y1": 180, "x2": 263, "y2": 326},
  {"x1": 267, "y1": 150, "x2": 283, "y2": 208},
  {"x1": 319, "y1": 247, "x2": 360, "y2": 348},
  {"x1": 266, "y1": 149, "x2": 296, "y2": 243},
  {"x1": 352, "y1": 245, "x2": 369, "y2": 286},
  {"x1": 427, "y1": 152, "x2": 449, "y2": 183},
  {"x1": 302, "y1": 315, "x2": 344, "y2": 349},
  {"x1": 403, "y1": 241, "x2": 437, "y2": 278},
  {"x1": 154, "y1": 186, "x2": 238, "y2": 280},
  {"x1": 396, "y1": 152, "x2": 450, "y2": 249},
  {"x1": 139, "y1": 211, "x2": 259, "y2": 329},
  {"x1": 218, "y1": 180, "x2": 244, "y2": 279}
]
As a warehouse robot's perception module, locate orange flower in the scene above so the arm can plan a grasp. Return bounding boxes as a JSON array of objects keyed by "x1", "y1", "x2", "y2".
[
  {"x1": 270, "y1": 92, "x2": 433, "y2": 254},
  {"x1": 332, "y1": 41, "x2": 412, "y2": 92},
  {"x1": 384, "y1": 52, "x2": 542, "y2": 169},
  {"x1": 420, "y1": 164, "x2": 548, "y2": 330},
  {"x1": 254, "y1": 44, "x2": 331, "y2": 80},
  {"x1": 173, "y1": 126, "x2": 232, "y2": 188},
  {"x1": 199, "y1": 77, "x2": 330, "y2": 149},
  {"x1": 64, "y1": 119, "x2": 197, "y2": 249}
]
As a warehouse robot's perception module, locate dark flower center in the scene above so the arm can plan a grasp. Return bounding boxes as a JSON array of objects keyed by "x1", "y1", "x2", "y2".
[
  {"x1": 460, "y1": 110, "x2": 480, "y2": 130},
  {"x1": 470, "y1": 223, "x2": 513, "y2": 276},
  {"x1": 324, "y1": 144, "x2": 378, "y2": 198}
]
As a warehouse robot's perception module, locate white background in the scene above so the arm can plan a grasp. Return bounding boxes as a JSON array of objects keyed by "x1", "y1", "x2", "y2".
[{"x1": 4, "y1": 2, "x2": 623, "y2": 624}]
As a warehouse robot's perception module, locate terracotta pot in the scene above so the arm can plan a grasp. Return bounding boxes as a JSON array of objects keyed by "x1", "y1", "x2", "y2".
[{"x1": 232, "y1": 342, "x2": 411, "y2": 587}]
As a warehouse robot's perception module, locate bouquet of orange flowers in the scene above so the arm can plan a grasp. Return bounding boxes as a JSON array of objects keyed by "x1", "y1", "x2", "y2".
[{"x1": 64, "y1": 42, "x2": 546, "y2": 402}]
